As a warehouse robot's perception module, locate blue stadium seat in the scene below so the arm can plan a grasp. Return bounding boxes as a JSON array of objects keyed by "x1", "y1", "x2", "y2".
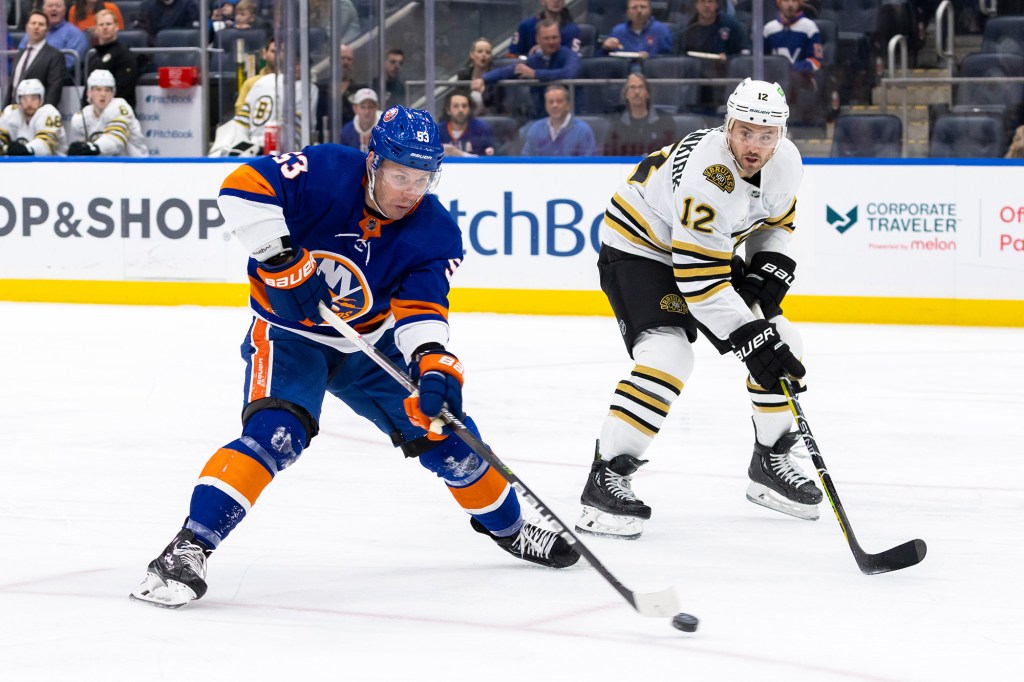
[
  {"x1": 981, "y1": 16, "x2": 1024, "y2": 56},
  {"x1": 929, "y1": 115, "x2": 1004, "y2": 158},
  {"x1": 727, "y1": 55, "x2": 792, "y2": 96},
  {"x1": 117, "y1": 29, "x2": 149, "y2": 49},
  {"x1": 577, "y1": 114, "x2": 612, "y2": 151},
  {"x1": 577, "y1": 23, "x2": 598, "y2": 58},
  {"x1": 831, "y1": 114, "x2": 902, "y2": 157},
  {"x1": 575, "y1": 56, "x2": 631, "y2": 115},
  {"x1": 643, "y1": 55, "x2": 701, "y2": 113},
  {"x1": 154, "y1": 28, "x2": 201, "y2": 69},
  {"x1": 672, "y1": 113, "x2": 709, "y2": 137},
  {"x1": 477, "y1": 115, "x2": 520, "y2": 156},
  {"x1": 955, "y1": 52, "x2": 1024, "y2": 108}
]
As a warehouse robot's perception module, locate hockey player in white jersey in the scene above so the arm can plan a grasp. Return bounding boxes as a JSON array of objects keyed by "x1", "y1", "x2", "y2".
[
  {"x1": 207, "y1": 71, "x2": 319, "y2": 157},
  {"x1": 575, "y1": 78, "x2": 823, "y2": 539},
  {"x1": 66, "y1": 70, "x2": 149, "y2": 157},
  {"x1": 0, "y1": 79, "x2": 66, "y2": 156}
]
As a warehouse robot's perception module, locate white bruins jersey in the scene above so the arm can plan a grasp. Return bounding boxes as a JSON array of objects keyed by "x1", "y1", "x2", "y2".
[
  {"x1": 601, "y1": 126, "x2": 802, "y2": 345},
  {"x1": 234, "y1": 73, "x2": 319, "y2": 146},
  {"x1": 0, "y1": 103, "x2": 66, "y2": 155},
  {"x1": 68, "y1": 97, "x2": 149, "y2": 157}
]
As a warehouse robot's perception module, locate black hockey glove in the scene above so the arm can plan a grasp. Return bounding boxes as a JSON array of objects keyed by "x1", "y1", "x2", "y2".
[
  {"x1": 729, "y1": 319, "x2": 805, "y2": 390},
  {"x1": 68, "y1": 140, "x2": 101, "y2": 156},
  {"x1": 227, "y1": 140, "x2": 260, "y2": 157},
  {"x1": 736, "y1": 251, "x2": 796, "y2": 319},
  {"x1": 6, "y1": 140, "x2": 33, "y2": 156}
]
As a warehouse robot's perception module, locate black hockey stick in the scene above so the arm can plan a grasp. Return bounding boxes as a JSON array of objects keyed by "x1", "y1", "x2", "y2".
[
  {"x1": 780, "y1": 378, "x2": 927, "y2": 575},
  {"x1": 318, "y1": 303, "x2": 681, "y2": 618}
]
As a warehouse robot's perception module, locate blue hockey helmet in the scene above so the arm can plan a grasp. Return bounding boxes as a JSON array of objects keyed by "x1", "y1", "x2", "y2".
[{"x1": 369, "y1": 105, "x2": 444, "y2": 172}]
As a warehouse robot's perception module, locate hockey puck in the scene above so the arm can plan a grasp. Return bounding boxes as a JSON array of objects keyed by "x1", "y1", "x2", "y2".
[{"x1": 671, "y1": 612, "x2": 699, "y2": 633}]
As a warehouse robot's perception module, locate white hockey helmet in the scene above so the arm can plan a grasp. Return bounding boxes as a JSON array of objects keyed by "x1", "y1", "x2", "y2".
[
  {"x1": 725, "y1": 77, "x2": 789, "y2": 133},
  {"x1": 16, "y1": 78, "x2": 45, "y2": 100},
  {"x1": 87, "y1": 69, "x2": 116, "y2": 91}
]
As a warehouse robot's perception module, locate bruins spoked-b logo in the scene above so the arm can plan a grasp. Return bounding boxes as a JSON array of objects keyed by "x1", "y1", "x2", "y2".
[
  {"x1": 703, "y1": 164, "x2": 735, "y2": 194},
  {"x1": 659, "y1": 294, "x2": 688, "y2": 314}
]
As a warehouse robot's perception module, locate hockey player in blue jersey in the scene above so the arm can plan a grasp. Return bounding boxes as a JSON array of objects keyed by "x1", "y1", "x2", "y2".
[{"x1": 130, "y1": 106, "x2": 580, "y2": 609}]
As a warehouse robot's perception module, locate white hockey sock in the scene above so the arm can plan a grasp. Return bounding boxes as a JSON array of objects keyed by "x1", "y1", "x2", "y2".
[{"x1": 600, "y1": 328, "x2": 693, "y2": 458}]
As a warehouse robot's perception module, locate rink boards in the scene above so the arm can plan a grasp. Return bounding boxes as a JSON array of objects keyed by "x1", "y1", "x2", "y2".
[{"x1": 1, "y1": 156, "x2": 1023, "y2": 326}]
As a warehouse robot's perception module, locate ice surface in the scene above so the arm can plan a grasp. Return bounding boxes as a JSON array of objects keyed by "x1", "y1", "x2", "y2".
[{"x1": 1, "y1": 302, "x2": 1021, "y2": 681}]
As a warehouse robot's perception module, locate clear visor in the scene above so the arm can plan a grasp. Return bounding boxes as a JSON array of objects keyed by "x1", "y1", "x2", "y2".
[
  {"x1": 729, "y1": 123, "x2": 782, "y2": 149},
  {"x1": 376, "y1": 164, "x2": 441, "y2": 196}
]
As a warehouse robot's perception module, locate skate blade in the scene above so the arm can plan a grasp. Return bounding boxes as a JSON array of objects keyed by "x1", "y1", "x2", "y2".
[
  {"x1": 128, "y1": 572, "x2": 197, "y2": 609},
  {"x1": 575, "y1": 505, "x2": 644, "y2": 540},
  {"x1": 746, "y1": 482, "x2": 820, "y2": 521}
]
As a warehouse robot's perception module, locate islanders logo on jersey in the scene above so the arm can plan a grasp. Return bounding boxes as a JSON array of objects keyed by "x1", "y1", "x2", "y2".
[
  {"x1": 312, "y1": 251, "x2": 374, "y2": 323},
  {"x1": 382, "y1": 107, "x2": 398, "y2": 123}
]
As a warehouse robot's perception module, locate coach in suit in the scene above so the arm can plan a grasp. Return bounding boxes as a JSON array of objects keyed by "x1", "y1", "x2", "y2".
[{"x1": 4, "y1": 10, "x2": 70, "y2": 109}]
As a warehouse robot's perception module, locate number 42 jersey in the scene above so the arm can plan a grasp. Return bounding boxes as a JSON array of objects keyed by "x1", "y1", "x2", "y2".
[{"x1": 601, "y1": 126, "x2": 803, "y2": 348}]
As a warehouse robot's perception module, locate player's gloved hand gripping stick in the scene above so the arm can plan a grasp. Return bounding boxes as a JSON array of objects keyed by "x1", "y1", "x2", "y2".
[{"x1": 317, "y1": 302, "x2": 699, "y2": 629}]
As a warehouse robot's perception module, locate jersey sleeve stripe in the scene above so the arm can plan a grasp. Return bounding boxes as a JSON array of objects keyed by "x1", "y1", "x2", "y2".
[
  {"x1": 221, "y1": 164, "x2": 278, "y2": 202},
  {"x1": 610, "y1": 193, "x2": 670, "y2": 252},
  {"x1": 392, "y1": 298, "x2": 449, "y2": 322},
  {"x1": 673, "y1": 263, "x2": 732, "y2": 279},
  {"x1": 670, "y1": 239, "x2": 732, "y2": 260},
  {"x1": 603, "y1": 212, "x2": 665, "y2": 253}
]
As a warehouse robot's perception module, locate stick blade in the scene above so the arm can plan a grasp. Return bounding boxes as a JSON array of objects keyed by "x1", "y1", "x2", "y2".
[
  {"x1": 630, "y1": 587, "x2": 680, "y2": 617},
  {"x1": 858, "y1": 538, "x2": 927, "y2": 575}
]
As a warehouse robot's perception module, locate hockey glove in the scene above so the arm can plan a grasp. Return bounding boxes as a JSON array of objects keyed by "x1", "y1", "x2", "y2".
[
  {"x1": 404, "y1": 344, "x2": 465, "y2": 439},
  {"x1": 6, "y1": 140, "x2": 33, "y2": 156},
  {"x1": 256, "y1": 248, "x2": 333, "y2": 326},
  {"x1": 736, "y1": 251, "x2": 796, "y2": 319},
  {"x1": 68, "y1": 140, "x2": 101, "y2": 156},
  {"x1": 729, "y1": 319, "x2": 805, "y2": 390},
  {"x1": 228, "y1": 141, "x2": 260, "y2": 157}
]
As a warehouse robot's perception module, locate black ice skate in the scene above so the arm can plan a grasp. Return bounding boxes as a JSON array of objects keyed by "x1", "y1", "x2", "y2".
[
  {"x1": 129, "y1": 528, "x2": 212, "y2": 609},
  {"x1": 746, "y1": 432, "x2": 823, "y2": 521},
  {"x1": 575, "y1": 443, "x2": 651, "y2": 540},
  {"x1": 471, "y1": 517, "x2": 580, "y2": 568}
]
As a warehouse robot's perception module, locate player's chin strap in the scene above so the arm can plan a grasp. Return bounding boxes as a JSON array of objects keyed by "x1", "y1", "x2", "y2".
[
  {"x1": 315, "y1": 301, "x2": 686, "y2": 620},
  {"x1": 364, "y1": 168, "x2": 391, "y2": 219}
]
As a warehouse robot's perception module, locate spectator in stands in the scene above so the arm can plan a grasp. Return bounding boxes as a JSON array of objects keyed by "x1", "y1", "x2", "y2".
[
  {"x1": 19, "y1": 0, "x2": 89, "y2": 74},
  {"x1": 6, "y1": 10, "x2": 69, "y2": 109},
  {"x1": 509, "y1": 0, "x2": 581, "y2": 57},
  {"x1": 473, "y1": 19, "x2": 580, "y2": 119},
  {"x1": 599, "y1": 0, "x2": 672, "y2": 60},
  {"x1": 1006, "y1": 125, "x2": 1024, "y2": 159},
  {"x1": 135, "y1": 0, "x2": 200, "y2": 44},
  {"x1": 86, "y1": 9, "x2": 141, "y2": 109},
  {"x1": 764, "y1": 0, "x2": 822, "y2": 125},
  {"x1": 371, "y1": 48, "x2": 406, "y2": 107},
  {"x1": 231, "y1": 0, "x2": 268, "y2": 33},
  {"x1": 209, "y1": 1, "x2": 237, "y2": 34},
  {"x1": 603, "y1": 73, "x2": 675, "y2": 157},
  {"x1": 314, "y1": 42, "x2": 363, "y2": 139},
  {"x1": 309, "y1": 0, "x2": 361, "y2": 45},
  {"x1": 67, "y1": 69, "x2": 148, "y2": 156},
  {"x1": 456, "y1": 38, "x2": 501, "y2": 115},
  {"x1": 682, "y1": 0, "x2": 749, "y2": 59},
  {"x1": 340, "y1": 87, "x2": 381, "y2": 152},
  {"x1": 521, "y1": 83, "x2": 596, "y2": 156},
  {"x1": 439, "y1": 90, "x2": 495, "y2": 157},
  {"x1": 69, "y1": 1, "x2": 126, "y2": 33}
]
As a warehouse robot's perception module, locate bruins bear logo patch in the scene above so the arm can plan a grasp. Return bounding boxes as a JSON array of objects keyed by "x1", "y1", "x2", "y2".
[
  {"x1": 703, "y1": 164, "x2": 735, "y2": 194},
  {"x1": 659, "y1": 294, "x2": 688, "y2": 314}
]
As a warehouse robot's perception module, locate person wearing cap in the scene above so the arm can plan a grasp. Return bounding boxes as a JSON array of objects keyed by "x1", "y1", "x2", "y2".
[
  {"x1": 67, "y1": 69, "x2": 148, "y2": 157},
  {"x1": 339, "y1": 87, "x2": 381, "y2": 152},
  {"x1": 0, "y1": 78, "x2": 67, "y2": 156},
  {"x1": 129, "y1": 104, "x2": 581, "y2": 610},
  {"x1": 572, "y1": 78, "x2": 822, "y2": 542}
]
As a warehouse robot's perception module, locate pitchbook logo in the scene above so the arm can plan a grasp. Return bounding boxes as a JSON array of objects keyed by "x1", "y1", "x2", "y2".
[{"x1": 827, "y1": 205, "x2": 858, "y2": 234}]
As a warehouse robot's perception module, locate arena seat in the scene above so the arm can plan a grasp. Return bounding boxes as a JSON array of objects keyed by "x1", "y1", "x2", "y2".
[
  {"x1": 830, "y1": 113, "x2": 902, "y2": 157},
  {"x1": 929, "y1": 115, "x2": 1004, "y2": 158}
]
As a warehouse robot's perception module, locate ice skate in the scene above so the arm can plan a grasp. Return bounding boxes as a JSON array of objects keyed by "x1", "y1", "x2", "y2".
[
  {"x1": 471, "y1": 517, "x2": 580, "y2": 568},
  {"x1": 129, "y1": 528, "x2": 211, "y2": 609},
  {"x1": 575, "y1": 444, "x2": 651, "y2": 540},
  {"x1": 746, "y1": 432, "x2": 822, "y2": 520}
]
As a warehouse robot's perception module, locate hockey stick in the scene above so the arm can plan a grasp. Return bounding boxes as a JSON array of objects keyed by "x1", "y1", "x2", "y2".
[
  {"x1": 317, "y1": 302, "x2": 681, "y2": 618},
  {"x1": 779, "y1": 377, "x2": 927, "y2": 575}
]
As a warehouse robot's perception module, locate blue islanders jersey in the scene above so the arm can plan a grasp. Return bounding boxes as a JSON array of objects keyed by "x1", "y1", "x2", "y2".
[{"x1": 218, "y1": 144, "x2": 463, "y2": 359}]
